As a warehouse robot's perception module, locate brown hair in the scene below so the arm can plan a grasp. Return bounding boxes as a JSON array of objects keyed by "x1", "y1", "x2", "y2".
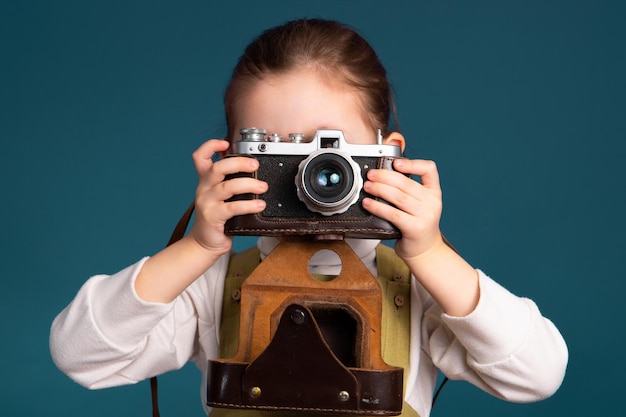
[{"x1": 224, "y1": 18, "x2": 397, "y2": 140}]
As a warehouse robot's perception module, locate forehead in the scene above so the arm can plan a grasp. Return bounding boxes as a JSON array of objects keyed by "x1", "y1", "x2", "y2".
[{"x1": 231, "y1": 71, "x2": 372, "y2": 141}]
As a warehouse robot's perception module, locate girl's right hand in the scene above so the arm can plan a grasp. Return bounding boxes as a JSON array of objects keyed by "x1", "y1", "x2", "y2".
[
  {"x1": 187, "y1": 139, "x2": 268, "y2": 257},
  {"x1": 135, "y1": 139, "x2": 267, "y2": 303}
]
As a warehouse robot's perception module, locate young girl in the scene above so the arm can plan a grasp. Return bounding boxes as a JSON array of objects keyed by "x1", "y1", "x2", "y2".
[{"x1": 50, "y1": 19, "x2": 568, "y2": 417}]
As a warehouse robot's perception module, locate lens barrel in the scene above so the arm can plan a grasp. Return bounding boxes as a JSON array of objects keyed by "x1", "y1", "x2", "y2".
[{"x1": 296, "y1": 150, "x2": 363, "y2": 216}]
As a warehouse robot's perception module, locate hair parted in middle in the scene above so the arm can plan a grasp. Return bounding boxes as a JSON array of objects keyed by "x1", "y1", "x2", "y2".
[{"x1": 223, "y1": 18, "x2": 398, "y2": 140}]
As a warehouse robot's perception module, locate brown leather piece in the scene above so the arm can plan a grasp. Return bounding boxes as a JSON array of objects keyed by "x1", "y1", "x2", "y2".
[
  {"x1": 207, "y1": 240, "x2": 404, "y2": 415},
  {"x1": 224, "y1": 212, "x2": 401, "y2": 239}
]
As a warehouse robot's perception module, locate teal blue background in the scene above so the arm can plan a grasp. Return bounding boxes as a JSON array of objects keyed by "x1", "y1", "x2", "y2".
[{"x1": 1, "y1": 0, "x2": 625, "y2": 416}]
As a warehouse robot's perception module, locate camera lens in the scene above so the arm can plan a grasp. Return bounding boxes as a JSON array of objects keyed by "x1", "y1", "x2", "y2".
[
  {"x1": 317, "y1": 168, "x2": 341, "y2": 189},
  {"x1": 308, "y1": 157, "x2": 351, "y2": 201},
  {"x1": 296, "y1": 150, "x2": 363, "y2": 216}
]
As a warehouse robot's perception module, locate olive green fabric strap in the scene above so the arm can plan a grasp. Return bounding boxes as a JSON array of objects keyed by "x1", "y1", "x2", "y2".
[
  {"x1": 213, "y1": 244, "x2": 419, "y2": 417},
  {"x1": 219, "y1": 246, "x2": 261, "y2": 360},
  {"x1": 375, "y1": 245, "x2": 413, "y2": 396}
]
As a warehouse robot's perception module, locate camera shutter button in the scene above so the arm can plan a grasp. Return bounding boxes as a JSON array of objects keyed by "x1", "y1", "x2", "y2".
[
  {"x1": 268, "y1": 133, "x2": 282, "y2": 142},
  {"x1": 289, "y1": 133, "x2": 306, "y2": 143}
]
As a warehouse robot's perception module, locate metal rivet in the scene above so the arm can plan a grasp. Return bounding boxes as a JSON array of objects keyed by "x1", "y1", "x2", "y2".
[
  {"x1": 394, "y1": 295, "x2": 405, "y2": 307},
  {"x1": 338, "y1": 391, "x2": 350, "y2": 402},
  {"x1": 231, "y1": 289, "x2": 241, "y2": 302},
  {"x1": 290, "y1": 309, "x2": 306, "y2": 325},
  {"x1": 250, "y1": 386, "x2": 262, "y2": 398}
]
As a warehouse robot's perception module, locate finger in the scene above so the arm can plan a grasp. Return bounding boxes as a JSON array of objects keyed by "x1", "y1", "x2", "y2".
[
  {"x1": 192, "y1": 139, "x2": 231, "y2": 173},
  {"x1": 361, "y1": 196, "x2": 410, "y2": 228},
  {"x1": 195, "y1": 198, "x2": 266, "y2": 234},
  {"x1": 224, "y1": 198, "x2": 267, "y2": 218},
  {"x1": 197, "y1": 156, "x2": 260, "y2": 190},
  {"x1": 362, "y1": 193, "x2": 440, "y2": 239},
  {"x1": 363, "y1": 178, "x2": 420, "y2": 215},
  {"x1": 393, "y1": 159, "x2": 441, "y2": 190},
  {"x1": 198, "y1": 198, "x2": 266, "y2": 224},
  {"x1": 204, "y1": 176, "x2": 268, "y2": 203},
  {"x1": 216, "y1": 156, "x2": 261, "y2": 175},
  {"x1": 366, "y1": 168, "x2": 426, "y2": 202},
  {"x1": 196, "y1": 178, "x2": 266, "y2": 218}
]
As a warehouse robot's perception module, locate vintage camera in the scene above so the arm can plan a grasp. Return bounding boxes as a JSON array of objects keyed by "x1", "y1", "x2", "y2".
[{"x1": 225, "y1": 128, "x2": 405, "y2": 239}]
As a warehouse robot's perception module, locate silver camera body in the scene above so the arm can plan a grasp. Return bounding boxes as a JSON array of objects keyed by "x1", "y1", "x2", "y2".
[{"x1": 225, "y1": 128, "x2": 404, "y2": 239}]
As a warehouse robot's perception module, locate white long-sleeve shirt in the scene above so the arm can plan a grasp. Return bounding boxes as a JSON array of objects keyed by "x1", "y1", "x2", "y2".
[{"x1": 50, "y1": 237, "x2": 568, "y2": 417}]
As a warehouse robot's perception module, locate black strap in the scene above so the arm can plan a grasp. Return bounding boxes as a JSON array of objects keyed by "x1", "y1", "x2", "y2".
[{"x1": 166, "y1": 202, "x2": 196, "y2": 246}]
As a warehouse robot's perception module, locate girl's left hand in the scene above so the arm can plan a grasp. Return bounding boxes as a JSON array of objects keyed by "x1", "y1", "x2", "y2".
[{"x1": 362, "y1": 158, "x2": 445, "y2": 261}]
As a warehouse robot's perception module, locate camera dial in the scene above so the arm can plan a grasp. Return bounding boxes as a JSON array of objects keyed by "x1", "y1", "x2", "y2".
[{"x1": 240, "y1": 127, "x2": 267, "y2": 141}]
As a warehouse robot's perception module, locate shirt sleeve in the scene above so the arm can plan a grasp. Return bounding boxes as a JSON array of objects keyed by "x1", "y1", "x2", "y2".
[
  {"x1": 49, "y1": 256, "x2": 225, "y2": 389},
  {"x1": 421, "y1": 269, "x2": 568, "y2": 403}
]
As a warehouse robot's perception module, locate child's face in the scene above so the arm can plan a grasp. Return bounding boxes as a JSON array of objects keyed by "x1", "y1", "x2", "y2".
[{"x1": 232, "y1": 70, "x2": 376, "y2": 144}]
